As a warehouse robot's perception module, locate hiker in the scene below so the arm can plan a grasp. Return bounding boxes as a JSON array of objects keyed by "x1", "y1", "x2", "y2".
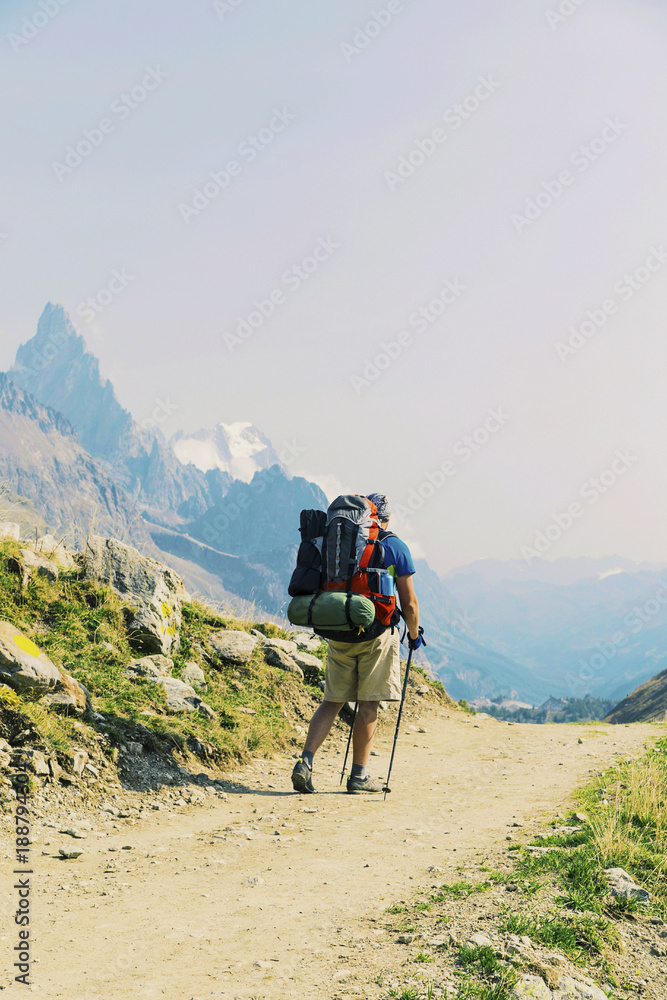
[{"x1": 291, "y1": 493, "x2": 422, "y2": 794}]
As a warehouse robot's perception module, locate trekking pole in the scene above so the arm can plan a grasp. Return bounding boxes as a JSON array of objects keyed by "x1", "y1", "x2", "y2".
[
  {"x1": 339, "y1": 702, "x2": 358, "y2": 785},
  {"x1": 383, "y1": 627, "x2": 425, "y2": 799},
  {"x1": 382, "y1": 648, "x2": 413, "y2": 799}
]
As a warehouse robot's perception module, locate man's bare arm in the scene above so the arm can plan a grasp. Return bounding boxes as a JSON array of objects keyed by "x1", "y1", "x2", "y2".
[{"x1": 396, "y1": 574, "x2": 419, "y2": 639}]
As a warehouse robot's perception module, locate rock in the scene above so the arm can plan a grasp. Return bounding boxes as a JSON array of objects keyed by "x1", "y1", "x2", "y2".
[
  {"x1": 605, "y1": 867, "x2": 650, "y2": 902},
  {"x1": 206, "y1": 629, "x2": 257, "y2": 665},
  {"x1": 61, "y1": 828, "x2": 86, "y2": 839},
  {"x1": 291, "y1": 633, "x2": 322, "y2": 652},
  {"x1": 48, "y1": 758, "x2": 62, "y2": 781},
  {"x1": 58, "y1": 847, "x2": 83, "y2": 859},
  {"x1": 253, "y1": 961, "x2": 274, "y2": 969},
  {"x1": 182, "y1": 662, "x2": 207, "y2": 692},
  {"x1": 155, "y1": 677, "x2": 202, "y2": 713},
  {"x1": 82, "y1": 536, "x2": 187, "y2": 656},
  {"x1": 242, "y1": 876, "x2": 265, "y2": 886},
  {"x1": 124, "y1": 655, "x2": 174, "y2": 681},
  {"x1": 511, "y1": 976, "x2": 552, "y2": 999},
  {"x1": 291, "y1": 651, "x2": 324, "y2": 681},
  {"x1": 396, "y1": 933, "x2": 415, "y2": 944},
  {"x1": 574, "y1": 812, "x2": 588, "y2": 824},
  {"x1": 552, "y1": 975, "x2": 608, "y2": 999},
  {"x1": 30, "y1": 535, "x2": 76, "y2": 570},
  {"x1": 428, "y1": 865, "x2": 445, "y2": 873},
  {"x1": 198, "y1": 702, "x2": 216, "y2": 721},
  {"x1": 260, "y1": 637, "x2": 298, "y2": 654},
  {"x1": 467, "y1": 932, "x2": 493, "y2": 948},
  {"x1": 238, "y1": 706, "x2": 256, "y2": 715},
  {"x1": 70, "y1": 750, "x2": 88, "y2": 776},
  {"x1": 19, "y1": 548, "x2": 59, "y2": 581},
  {"x1": 264, "y1": 647, "x2": 304, "y2": 679},
  {"x1": 41, "y1": 671, "x2": 90, "y2": 716},
  {"x1": 0, "y1": 621, "x2": 60, "y2": 694},
  {"x1": 0, "y1": 522, "x2": 20, "y2": 540},
  {"x1": 12, "y1": 748, "x2": 50, "y2": 775},
  {"x1": 416, "y1": 685, "x2": 430, "y2": 695}
]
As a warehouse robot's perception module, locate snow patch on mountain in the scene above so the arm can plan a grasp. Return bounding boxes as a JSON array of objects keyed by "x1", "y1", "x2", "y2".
[{"x1": 171, "y1": 423, "x2": 282, "y2": 482}]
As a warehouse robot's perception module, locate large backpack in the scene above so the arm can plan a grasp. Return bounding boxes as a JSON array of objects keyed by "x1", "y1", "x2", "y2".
[{"x1": 287, "y1": 494, "x2": 400, "y2": 643}]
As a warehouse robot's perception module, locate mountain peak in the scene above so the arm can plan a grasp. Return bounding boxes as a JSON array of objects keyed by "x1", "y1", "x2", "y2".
[
  {"x1": 8, "y1": 303, "x2": 133, "y2": 458},
  {"x1": 170, "y1": 422, "x2": 283, "y2": 482}
]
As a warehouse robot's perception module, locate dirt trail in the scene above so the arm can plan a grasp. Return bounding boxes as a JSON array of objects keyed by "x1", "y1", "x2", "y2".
[{"x1": 1, "y1": 706, "x2": 659, "y2": 999}]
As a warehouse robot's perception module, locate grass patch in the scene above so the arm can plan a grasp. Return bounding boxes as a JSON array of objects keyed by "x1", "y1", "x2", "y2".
[
  {"x1": 514, "y1": 735, "x2": 667, "y2": 917},
  {"x1": 499, "y1": 910, "x2": 617, "y2": 963},
  {"x1": 0, "y1": 540, "x2": 314, "y2": 768}
]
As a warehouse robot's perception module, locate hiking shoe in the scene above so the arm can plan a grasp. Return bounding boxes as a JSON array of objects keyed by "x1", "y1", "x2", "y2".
[
  {"x1": 346, "y1": 773, "x2": 383, "y2": 794},
  {"x1": 291, "y1": 759, "x2": 315, "y2": 794}
]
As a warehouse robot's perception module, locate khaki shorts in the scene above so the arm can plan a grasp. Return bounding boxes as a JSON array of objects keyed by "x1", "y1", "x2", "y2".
[{"x1": 323, "y1": 628, "x2": 402, "y2": 703}]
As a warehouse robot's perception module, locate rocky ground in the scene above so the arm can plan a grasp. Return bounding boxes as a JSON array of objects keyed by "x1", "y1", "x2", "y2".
[{"x1": 0, "y1": 694, "x2": 662, "y2": 999}]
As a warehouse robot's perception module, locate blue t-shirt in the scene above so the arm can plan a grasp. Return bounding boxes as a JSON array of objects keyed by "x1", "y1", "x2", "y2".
[{"x1": 381, "y1": 533, "x2": 416, "y2": 580}]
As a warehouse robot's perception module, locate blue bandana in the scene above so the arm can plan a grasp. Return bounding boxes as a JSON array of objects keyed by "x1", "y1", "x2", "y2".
[{"x1": 366, "y1": 493, "x2": 392, "y2": 519}]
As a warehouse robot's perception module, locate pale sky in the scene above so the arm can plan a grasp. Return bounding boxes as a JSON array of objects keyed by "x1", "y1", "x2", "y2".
[{"x1": 1, "y1": 0, "x2": 666, "y2": 572}]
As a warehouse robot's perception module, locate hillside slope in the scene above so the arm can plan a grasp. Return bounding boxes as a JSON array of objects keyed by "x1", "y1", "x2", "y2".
[{"x1": 605, "y1": 667, "x2": 667, "y2": 723}]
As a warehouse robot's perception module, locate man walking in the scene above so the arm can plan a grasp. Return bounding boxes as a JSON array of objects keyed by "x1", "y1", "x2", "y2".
[{"x1": 291, "y1": 493, "x2": 422, "y2": 794}]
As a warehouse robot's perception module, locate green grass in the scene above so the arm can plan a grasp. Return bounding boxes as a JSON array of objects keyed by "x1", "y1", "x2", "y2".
[
  {"x1": 499, "y1": 910, "x2": 617, "y2": 963},
  {"x1": 512, "y1": 737, "x2": 667, "y2": 917},
  {"x1": 0, "y1": 540, "x2": 315, "y2": 768}
]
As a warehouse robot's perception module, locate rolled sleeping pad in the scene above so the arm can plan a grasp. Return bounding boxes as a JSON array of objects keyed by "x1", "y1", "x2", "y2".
[{"x1": 287, "y1": 591, "x2": 376, "y2": 632}]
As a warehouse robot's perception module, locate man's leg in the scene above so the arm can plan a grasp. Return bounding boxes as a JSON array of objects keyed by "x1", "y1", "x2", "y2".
[
  {"x1": 291, "y1": 698, "x2": 344, "y2": 793},
  {"x1": 304, "y1": 699, "x2": 344, "y2": 755},
  {"x1": 351, "y1": 701, "x2": 379, "y2": 766}
]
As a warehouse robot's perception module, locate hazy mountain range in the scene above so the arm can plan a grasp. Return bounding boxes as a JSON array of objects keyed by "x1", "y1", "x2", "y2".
[{"x1": 1, "y1": 303, "x2": 665, "y2": 706}]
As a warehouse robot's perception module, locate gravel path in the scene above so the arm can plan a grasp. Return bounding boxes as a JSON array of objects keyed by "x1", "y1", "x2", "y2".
[{"x1": 0, "y1": 705, "x2": 658, "y2": 999}]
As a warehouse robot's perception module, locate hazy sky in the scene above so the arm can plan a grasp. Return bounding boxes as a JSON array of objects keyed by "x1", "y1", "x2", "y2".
[{"x1": 1, "y1": 0, "x2": 666, "y2": 572}]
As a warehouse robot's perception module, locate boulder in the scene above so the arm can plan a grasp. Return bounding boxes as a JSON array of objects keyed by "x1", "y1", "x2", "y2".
[
  {"x1": 0, "y1": 621, "x2": 60, "y2": 694},
  {"x1": 206, "y1": 629, "x2": 257, "y2": 666},
  {"x1": 11, "y1": 748, "x2": 50, "y2": 776},
  {"x1": 291, "y1": 650, "x2": 324, "y2": 682},
  {"x1": 291, "y1": 632, "x2": 322, "y2": 652},
  {"x1": 605, "y1": 867, "x2": 650, "y2": 902},
  {"x1": 264, "y1": 647, "x2": 304, "y2": 679},
  {"x1": 30, "y1": 535, "x2": 76, "y2": 570},
  {"x1": 82, "y1": 536, "x2": 188, "y2": 656},
  {"x1": 511, "y1": 977, "x2": 552, "y2": 999},
  {"x1": 182, "y1": 663, "x2": 207, "y2": 692},
  {"x1": 155, "y1": 677, "x2": 202, "y2": 713},
  {"x1": 552, "y1": 976, "x2": 608, "y2": 999},
  {"x1": 41, "y1": 671, "x2": 90, "y2": 716},
  {"x1": 0, "y1": 522, "x2": 20, "y2": 541},
  {"x1": 22, "y1": 548, "x2": 60, "y2": 581},
  {"x1": 124, "y1": 655, "x2": 174, "y2": 681},
  {"x1": 260, "y1": 637, "x2": 298, "y2": 654}
]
